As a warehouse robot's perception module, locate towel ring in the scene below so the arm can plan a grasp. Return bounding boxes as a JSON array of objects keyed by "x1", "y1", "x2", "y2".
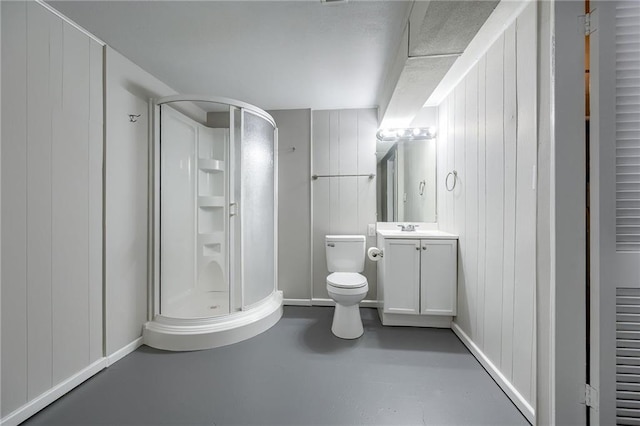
[{"x1": 445, "y1": 170, "x2": 458, "y2": 192}]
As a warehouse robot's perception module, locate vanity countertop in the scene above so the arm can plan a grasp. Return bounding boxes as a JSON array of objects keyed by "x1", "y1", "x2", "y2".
[{"x1": 377, "y1": 229, "x2": 459, "y2": 239}]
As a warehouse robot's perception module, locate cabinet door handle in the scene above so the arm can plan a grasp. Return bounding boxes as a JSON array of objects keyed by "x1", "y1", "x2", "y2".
[
  {"x1": 415, "y1": 246, "x2": 420, "y2": 251},
  {"x1": 422, "y1": 246, "x2": 427, "y2": 250}
]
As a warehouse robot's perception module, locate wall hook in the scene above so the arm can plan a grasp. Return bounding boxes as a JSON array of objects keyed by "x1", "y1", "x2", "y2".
[{"x1": 129, "y1": 114, "x2": 141, "y2": 123}]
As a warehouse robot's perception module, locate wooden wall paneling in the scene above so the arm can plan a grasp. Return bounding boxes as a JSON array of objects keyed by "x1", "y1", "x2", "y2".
[
  {"x1": 454, "y1": 82, "x2": 466, "y2": 234},
  {"x1": 483, "y1": 34, "x2": 505, "y2": 367},
  {"x1": 104, "y1": 85, "x2": 150, "y2": 354},
  {"x1": 446, "y1": 93, "x2": 456, "y2": 231},
  {"x1": 454, "y1": 82, "x2": 470, "y2": 333},
  {"x1": 476, "y1": 56, "x2": 488, "y2": 350},
  {"x1": 501, "y1": 23, "x2": 518, "y2": 380},
  {"x1": 464, "y1": 65, "x2": 480, "y2": 340},
  {"x1": 311, "y1": 109, "x2": 378, "y2": 301},
  {"x1": 105, "y1": 47, "x2": 202, "y2": 354},
  {"x1": 436, "y1": 10, "x2": 536, "y2": 410},
  {"x1": 356, "y1": 109, "x2": 377, "y2": 176},
  {"x1": 338, "y1": 110, "x2": 358, "y2": 175},
  {"x1": 52, "y1": 22, "x2": 90, "y2": 383},
  {"x1": 1, "y1": 1, "x2": 28, "y2": 415},
  {"x1": 329, "y1": 174, "x2": 340, "y2": 234},
  {"x1": 311, "y1": 110, "x2": 328, "y2": 299},
  {"x1": 312, "y1": 176, "x2": 331, "y2": 299},
  {"x1": 357, "y1": 108, "x2": 378, "y2": 299},
  {"x1": 88, "y1": 39, "x2": 103, "y2": 362},
  {"x1": 513, "y1": 2, "x2": 537, "y2": 403},
  {"x1": 437, "y1": 99, "x2": 448, "y2": 228},
  {"x1": 312, "y1": 110, "x2": 330, "y2": 175},
  {"x1": 358, "y1": 175, "x2": 377, "y2": 299},
  {"x1": 338, "y1": 177, "x2": 359, "y2": 232},
  {"x1": 26, "y1": 2, "x2": 53, "y2": 399},
  {"x1": 329, "y1": 111, "x2": 340, "y2": 176}
]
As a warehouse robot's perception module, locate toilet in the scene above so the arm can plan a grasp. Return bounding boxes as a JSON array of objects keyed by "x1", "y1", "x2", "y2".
[{"x1": 325, "y1": 235, "x2": 369, "y2": 339}]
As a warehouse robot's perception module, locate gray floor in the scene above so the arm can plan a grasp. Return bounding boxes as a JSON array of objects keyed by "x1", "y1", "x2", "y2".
[{"x1": 24, "y1": 307, "x2": 528, "y2": 425}]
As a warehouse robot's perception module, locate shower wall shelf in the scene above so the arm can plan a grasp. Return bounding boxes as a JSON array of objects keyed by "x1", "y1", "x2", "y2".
[
  {"x1": 199, "y1": 159, "x2": 225, "y2": 172},
  {"x1": 198, "y1": 197, "x2": 225, "y2": 207}
]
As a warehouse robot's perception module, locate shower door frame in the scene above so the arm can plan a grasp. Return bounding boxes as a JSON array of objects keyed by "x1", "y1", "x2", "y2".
[{"x1": 148, "y1": 95, "x2": 279, "y2": 323}]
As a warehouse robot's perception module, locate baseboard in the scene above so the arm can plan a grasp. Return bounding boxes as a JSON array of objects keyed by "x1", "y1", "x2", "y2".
[
  {"x1": 106, "y1": 337, "x2": 144, "y2": 366},
  {"x1": 451, "y1": 323, "x2": 535, "y2": 424},
  {"x1": 311, "y1": 298, "x2": 379, "y2": 308},
  {"x1": 379, "y1": 311, "x2": 452, "y2": 328},
  {"x1": 283, "y1": 298, "x2": 312, "y2": 306},
  {"x1": 0, "y1": 358, "x2": 107, "y2": 426}
]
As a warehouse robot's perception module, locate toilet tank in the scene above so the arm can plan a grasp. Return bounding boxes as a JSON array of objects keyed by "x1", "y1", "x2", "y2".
[{"x1": 325, "y1": 235, "x2": 366, "y2": 273}]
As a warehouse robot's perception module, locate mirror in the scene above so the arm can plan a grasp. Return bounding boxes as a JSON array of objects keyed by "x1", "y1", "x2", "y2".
[{"x1": 376, "y1": 108, "x2": 437, "y2": 223}]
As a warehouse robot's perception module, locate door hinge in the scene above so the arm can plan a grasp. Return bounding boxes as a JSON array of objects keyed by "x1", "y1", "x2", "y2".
[
  {"x1": 583, "y1": 384, "x2": 599, "y2": 409},
  {"x1": 579, "y1": 11, "x2": 597, "y2": 36}
]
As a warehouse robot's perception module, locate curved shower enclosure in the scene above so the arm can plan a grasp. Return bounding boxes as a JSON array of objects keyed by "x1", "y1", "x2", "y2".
[{"x1": 143, "y1": 95, "x2": 282, "y2": 351}]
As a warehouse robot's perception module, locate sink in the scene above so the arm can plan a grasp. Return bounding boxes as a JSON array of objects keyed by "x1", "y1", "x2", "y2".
[{"x1": 376, "y1": 229, "x2": 458, "y2": 239}]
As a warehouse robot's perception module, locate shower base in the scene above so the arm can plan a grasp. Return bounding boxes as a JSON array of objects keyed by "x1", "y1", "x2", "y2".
[
  {"x1": 162, "y1": 290, "x2": 231, "y2": 319},
  {"x1": 143, "y1": 291, "x2": 283, "y2": 351}
]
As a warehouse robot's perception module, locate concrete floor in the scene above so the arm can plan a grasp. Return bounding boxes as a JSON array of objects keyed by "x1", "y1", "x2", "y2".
[{"x1": 24, "y1": 307, "x2": 528, "y2": 425}]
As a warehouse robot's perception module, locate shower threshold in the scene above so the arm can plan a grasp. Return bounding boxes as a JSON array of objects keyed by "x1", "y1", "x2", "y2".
[{"x1": 143, "y1": 291, "x2": 283, "y2": 351}]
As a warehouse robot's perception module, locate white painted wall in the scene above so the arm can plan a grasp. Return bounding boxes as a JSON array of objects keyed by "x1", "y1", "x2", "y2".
[
  {"x1": 269, "y1": 110, "x2": 312, "y2": 301},
  {"x1": 437, "y1": 3, "x2": 537, "y2": 421},
  {"x1": 1, "y1": 0, "x2": 103, "y2": 418},
  {"x1": 104, "y1": 48, "x2": 187, "y2": 356},
  {"x1": 311, "y1": 109, "x2": 378, "y2": 301}
]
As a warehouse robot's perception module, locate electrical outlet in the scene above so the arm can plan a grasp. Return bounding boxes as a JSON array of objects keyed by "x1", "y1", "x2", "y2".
[{"x1": 367, "y1": 224, "x2": 376, "y2": 237}]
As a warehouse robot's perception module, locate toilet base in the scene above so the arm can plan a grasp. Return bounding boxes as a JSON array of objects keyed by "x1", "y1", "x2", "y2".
[{"x1": 331, "y1": 304, "x2": 364, "y2": 339}]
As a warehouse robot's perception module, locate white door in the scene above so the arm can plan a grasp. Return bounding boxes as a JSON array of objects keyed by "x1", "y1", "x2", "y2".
[
  {"x1": 383, "y1": 239, "x2": 420, "y2": 314},
  {"x1": 420, "y1": 240, "x2": 457, "y2": 315},
  {"x1": 591, "y1": 2, "x2": 640, "y2": 423}
]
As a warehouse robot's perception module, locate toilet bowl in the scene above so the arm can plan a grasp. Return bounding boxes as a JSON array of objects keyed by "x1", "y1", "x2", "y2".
[
  {"x1": 326, "y1": 272, "x2": 368, "y2": 339},
  {"x1": 325, "y1": 235, "x2": 368, "y2": 339}
]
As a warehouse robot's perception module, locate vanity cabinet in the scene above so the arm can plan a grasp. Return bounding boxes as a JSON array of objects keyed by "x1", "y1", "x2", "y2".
[
  {"x1": 377, "y1": 231, "x2": 458, "y2": 328},
  {"x1": 418, "y1": 240, "x2": 457, "y2": 315}
]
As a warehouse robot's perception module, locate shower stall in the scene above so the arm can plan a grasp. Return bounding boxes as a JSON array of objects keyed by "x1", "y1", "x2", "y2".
[{"x1": 143, "y1": 95, "x2": 282, "y2": 351}]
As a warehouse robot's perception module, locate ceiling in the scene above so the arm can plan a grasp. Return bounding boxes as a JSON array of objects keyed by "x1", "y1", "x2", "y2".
[{"x1": 49, "y1": 0, "x2": 412, "y2": 111}]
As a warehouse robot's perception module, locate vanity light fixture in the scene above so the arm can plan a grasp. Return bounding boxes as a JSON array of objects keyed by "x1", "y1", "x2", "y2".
[{"x1": 376, "y1": 127, "x2": 437, "y2": 142}]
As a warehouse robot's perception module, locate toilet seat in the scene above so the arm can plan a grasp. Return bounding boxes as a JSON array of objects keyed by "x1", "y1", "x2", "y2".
[{"x1": 327, "y1": 272, "x2": 367, "y2": 289}]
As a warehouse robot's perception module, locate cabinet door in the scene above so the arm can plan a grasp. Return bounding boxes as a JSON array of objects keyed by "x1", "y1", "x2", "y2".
[
  {"x1": 383, "y1": 239, "x2": 420, "y2": 314},
  {"x1": 420, "y1": 240, "x2": 457, "y2": 315}
]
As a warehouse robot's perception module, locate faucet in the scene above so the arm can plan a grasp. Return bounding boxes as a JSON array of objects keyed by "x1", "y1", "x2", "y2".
[{"x1": 397, "y1": 224, "x2": 419, "y2": 232}]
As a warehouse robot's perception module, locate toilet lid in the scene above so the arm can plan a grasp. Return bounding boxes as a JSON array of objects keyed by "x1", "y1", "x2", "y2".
[{"x1": 327, "y1": 272, "x2": 368, "y2": 289}]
